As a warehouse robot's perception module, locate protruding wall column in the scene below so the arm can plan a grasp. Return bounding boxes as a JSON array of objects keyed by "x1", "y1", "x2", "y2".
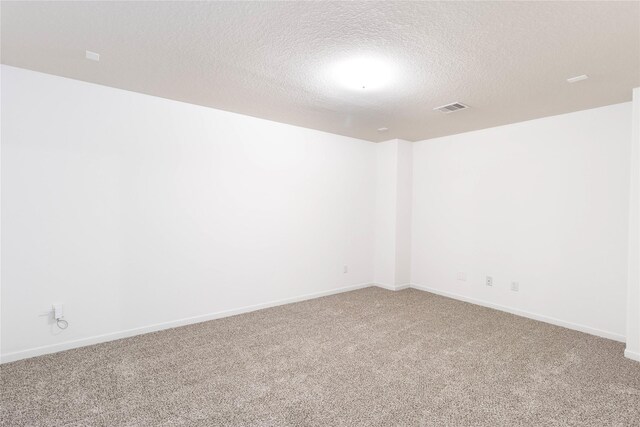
[
  {"x1": 627, "y1": 88, "x2": 640, "y2": 362},
  {"x1": 373, "y1": 139, "x2": 412, "y2": 290}
]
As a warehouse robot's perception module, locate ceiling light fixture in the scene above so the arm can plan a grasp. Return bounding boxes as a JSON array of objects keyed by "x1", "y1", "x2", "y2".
[
  {"x1": 566, "y1": 74, "x2": 588, "y2": 83},
  {"x1": 85, "y1": 50, "x2": 100, "y2": 61},
  {"x1": 329, "y1": 56, "x2": 395, "y2": 91}
]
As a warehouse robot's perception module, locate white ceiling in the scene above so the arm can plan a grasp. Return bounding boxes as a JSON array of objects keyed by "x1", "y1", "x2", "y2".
[{"x1": 2, "y1": 1, "x2": 639, "y2": 142}]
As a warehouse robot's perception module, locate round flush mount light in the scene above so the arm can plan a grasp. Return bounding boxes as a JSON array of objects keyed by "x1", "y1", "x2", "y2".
[{"x1": 328, "y1": 56, "x2": 395, "y2": 91}]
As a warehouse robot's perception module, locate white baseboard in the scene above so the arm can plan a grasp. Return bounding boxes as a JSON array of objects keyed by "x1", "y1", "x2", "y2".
[
  {"x1": 409, "y1": 283, "x2": 626, "y2": 343},
  {"x1": 374, "y1": 283, "x2": 410, "y2": 291},
  {"x1": 0, "y1": 282, "x2": 373, "y2": 364},
  {"x1": 3, "y1": 282, "x2": 629, "y2": 363},
  {"x1": 625, "y1": 349, "x2": 640, "y2": 362}
]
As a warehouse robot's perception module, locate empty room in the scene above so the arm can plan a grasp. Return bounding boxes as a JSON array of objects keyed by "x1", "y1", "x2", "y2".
[{"x1": 1, "y1": 1, "x2": 640, "y2": 426}]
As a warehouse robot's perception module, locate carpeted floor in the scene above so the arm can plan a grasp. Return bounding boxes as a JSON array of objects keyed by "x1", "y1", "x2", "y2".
[{"x1": 1, "y1": 287, "x2": 639, "y2": 426}]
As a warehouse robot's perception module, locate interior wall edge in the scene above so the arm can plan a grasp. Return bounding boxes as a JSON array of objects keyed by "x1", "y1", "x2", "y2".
[{"x1": 625, "y1": 86, "x2": 640, "y2": 360}]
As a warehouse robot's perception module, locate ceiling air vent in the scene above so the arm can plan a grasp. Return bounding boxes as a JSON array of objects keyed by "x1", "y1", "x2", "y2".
[{"x1": 434, "y1": 102, "x2": 469, "y2": 114}]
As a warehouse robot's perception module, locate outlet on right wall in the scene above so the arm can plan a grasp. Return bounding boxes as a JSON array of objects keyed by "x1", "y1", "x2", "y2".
[{"x1": 411, "y1": 102, "x2": 632, "y2": 342}]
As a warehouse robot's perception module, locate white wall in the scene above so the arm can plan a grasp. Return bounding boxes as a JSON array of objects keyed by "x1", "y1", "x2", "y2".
[
  {"x1": 627, "y1": 88, "x2": 640, "y2": 361},
  {"x1": 373, "y1": 139, "x2": 412, "y2": 289},
  {"x1": 394, "y1": 140, "x2": 412, "y2": 286},
  {"x1": 411, "y1": 103, "x2": 632, "y2": 341},
  {"x1": 1, "y1": 65, "x2": 635, "y2": 362},
  {"x1": 373, "y1": 141, "x2": 398, "y2": 287},
  {"x1": 1, "y1": 65, "x2": 377, "y2": 362}
]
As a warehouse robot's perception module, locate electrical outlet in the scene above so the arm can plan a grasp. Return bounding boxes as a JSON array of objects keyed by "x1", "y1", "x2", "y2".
[
  {"x1": 511, "y1": 282, "x2": 519, "y2": 292},
  {"x1": 485, "y1": 276, "x2": 493, "y2": 286},
  {"x1": 457, "y1": 272, "x2": 467, "y2": 281},
  {"x1": 53, "y1": 304, "x2": 64, "y2": 320},
  {"x1": 343, "y1": 265, "x2": 348, "y2": 274}
]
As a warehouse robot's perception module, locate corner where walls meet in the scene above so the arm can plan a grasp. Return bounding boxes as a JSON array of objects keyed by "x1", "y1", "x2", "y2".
[{"x1": 373, "y1": 139, "x2": 412, "y2": 290}]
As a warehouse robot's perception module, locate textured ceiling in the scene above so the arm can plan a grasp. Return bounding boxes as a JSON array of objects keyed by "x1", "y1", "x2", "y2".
[{"x1": 2, "y1": 1, "x2": 639, "y2": 142}]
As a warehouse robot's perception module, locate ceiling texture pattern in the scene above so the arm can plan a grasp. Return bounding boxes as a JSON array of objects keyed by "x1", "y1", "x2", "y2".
[{"x1": 2, "y1": 1, "x2": 639, "y2": 142}]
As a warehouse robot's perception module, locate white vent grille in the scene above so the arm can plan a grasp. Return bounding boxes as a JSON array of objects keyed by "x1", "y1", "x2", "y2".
[{"x1": 434, "y1": 102, "x2": 469, "y2": 113}]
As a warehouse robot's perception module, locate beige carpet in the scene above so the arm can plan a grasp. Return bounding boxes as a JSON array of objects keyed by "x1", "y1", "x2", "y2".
[{"x1": 1, "y1": 287, "x2": 639, "y2": 426}]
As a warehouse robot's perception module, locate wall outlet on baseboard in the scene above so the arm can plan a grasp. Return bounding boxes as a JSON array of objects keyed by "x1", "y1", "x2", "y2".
[
  {"x1": 511, "y1": 282, "x2": 519, "y2": 292},
  {"x1": 343, "y1": 265, "x2": 348, "y2": 274},
  {"x1": 485, "y1": 276, "x2": 493, "y2": 286}
]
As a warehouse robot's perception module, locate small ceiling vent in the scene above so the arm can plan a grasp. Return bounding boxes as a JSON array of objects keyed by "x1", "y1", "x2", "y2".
[{"x1": 434, "y1": 102, "x2": 469, "y2": 114}]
